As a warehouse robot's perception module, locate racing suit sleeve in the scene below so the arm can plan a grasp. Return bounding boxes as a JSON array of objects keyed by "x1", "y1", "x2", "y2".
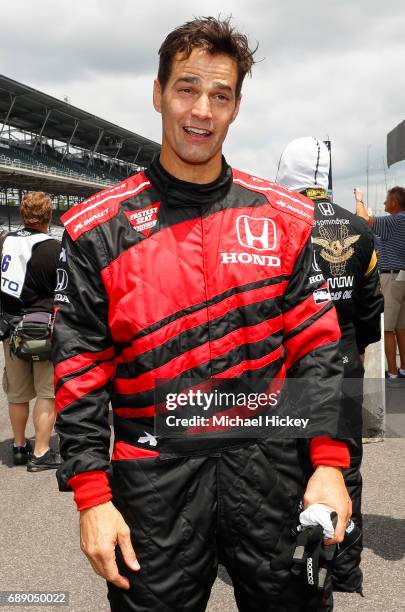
[
  {"x1": 53, "y1": 230, "x2": 115, "y2": 510},
  {"x1": 282, "y1": 237, "x2": 349, "y2": 469},
  {"x1": 354, "y1": 248, "x2": 383, "y2": 354}
]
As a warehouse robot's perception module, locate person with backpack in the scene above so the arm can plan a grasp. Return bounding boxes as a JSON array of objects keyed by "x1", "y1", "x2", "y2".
[{"x1": 0, "y1": 191, "x2": 61, "y2": 471}]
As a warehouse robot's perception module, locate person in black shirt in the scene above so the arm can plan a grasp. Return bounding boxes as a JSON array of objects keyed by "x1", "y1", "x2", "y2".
[
  {"x1": 0, "y1": 191, "x2": 61, "y2": 470},
  {"x1": 277, "y1": 137, "x2": 383, "y2": 607}
]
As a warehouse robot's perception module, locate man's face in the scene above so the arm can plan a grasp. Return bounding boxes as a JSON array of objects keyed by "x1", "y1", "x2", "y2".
[
  {"x1": 153, "y1": 48, "x2": 241, "y2": 181},
  {"x1": 384, "y1": 194, "x2": 397, "y2": 214}
]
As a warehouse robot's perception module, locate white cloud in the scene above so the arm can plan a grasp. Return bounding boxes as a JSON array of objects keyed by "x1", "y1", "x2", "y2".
[{"x1": 1, "y1": 0, "x2": 404, "y2": 209}]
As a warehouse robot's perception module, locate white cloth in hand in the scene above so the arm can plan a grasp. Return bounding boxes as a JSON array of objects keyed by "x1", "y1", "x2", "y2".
[{"x1": 299, "y1": 503, "x2": 335, "y2": 539}]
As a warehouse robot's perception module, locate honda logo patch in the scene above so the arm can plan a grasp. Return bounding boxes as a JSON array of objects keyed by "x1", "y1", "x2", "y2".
[
  {"x1": 317, "y1": 202, "x2": 334, "y2": 216},
  {"x1": 55, "y1": 269, "x2": 68, "y2": 292},
  {"x1": 311, "y1": 249, "x2": 322, "y2": 273},
  {"x1": 236, "y1": 215, "x2": 277, "y2": 251}
]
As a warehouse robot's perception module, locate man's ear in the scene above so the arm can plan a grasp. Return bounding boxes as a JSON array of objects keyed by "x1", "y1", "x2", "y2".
[
  {"x1": 153, "y1": 79, "x2": 162, "y2": 113},
  {"x1": 230, "y1": 95, "x2": 242, "y2": 124}
]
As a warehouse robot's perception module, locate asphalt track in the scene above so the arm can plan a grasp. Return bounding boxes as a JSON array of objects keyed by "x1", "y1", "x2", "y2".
[{"x1": 0, "y1": 358, "x2": 404, "y2": 611}]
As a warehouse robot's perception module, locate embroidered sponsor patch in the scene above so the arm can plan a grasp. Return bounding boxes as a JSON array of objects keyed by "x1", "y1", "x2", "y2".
[
  {"x1": 72, "y1": 207, "x2": 110, "y2": 235},
  {"x1": 313, "y1": 287, "x2": 332, "y2": 305},
  {"x1": 124, "y1": 203, "x2": 160, "y2": 237},
  {"x1": 313, "y1": 227, "x2": 360, "y2": 276}
]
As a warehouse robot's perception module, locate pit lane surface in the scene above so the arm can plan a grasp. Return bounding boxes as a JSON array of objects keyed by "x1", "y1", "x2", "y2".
[{"x1": 0, "y1": 356, "x2": 403, "y2": 611}]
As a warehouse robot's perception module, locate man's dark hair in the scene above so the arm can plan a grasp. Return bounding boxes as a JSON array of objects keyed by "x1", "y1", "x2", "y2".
[
  {"x1": 158, "y1": 16, "x2": 257, "y2": 98},
  {"x1": 388, "y1": 186, "x2": 405, "y2": 210}
]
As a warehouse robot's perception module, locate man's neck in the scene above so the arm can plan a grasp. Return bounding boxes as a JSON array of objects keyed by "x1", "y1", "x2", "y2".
[
  {"x1": 24, "y1": 224, "x2": 49, "y2": 233},
  {"x1": 158, "y1": 151, "x2": 223, "y2": 184}
]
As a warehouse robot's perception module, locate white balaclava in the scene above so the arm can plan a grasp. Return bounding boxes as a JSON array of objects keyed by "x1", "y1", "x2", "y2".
[{"x1": 276, "y1": 137, "x2": 330, "y2": 193}]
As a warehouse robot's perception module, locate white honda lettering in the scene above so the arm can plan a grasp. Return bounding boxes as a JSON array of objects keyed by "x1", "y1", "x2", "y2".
[
  {"x1": 309, "y1": 273, "x2": 324, "y2": 284},
  {"x1": 220, "y1": 252, "x2": 281, "y2": 267},
  {"x1": 220, "y1": 253, "x2": 239, "y2": 264},
  {"x1": 252, "y1": 254, "x2": 266, "y2": 266},
  {"x1": 239, "y1": 252, "x2": 251, "y2": 263},
  {"x1": 55, "y1": 293, "x2": 70, "y2": 303}
]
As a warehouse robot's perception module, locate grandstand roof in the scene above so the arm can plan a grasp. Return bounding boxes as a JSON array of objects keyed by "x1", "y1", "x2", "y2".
[
  {"x1": 0, "y1": 163, "x2": 111, "y2": 197},
  {"x1": 0, "y1": 74, "x2": 161, "y2": 166}
]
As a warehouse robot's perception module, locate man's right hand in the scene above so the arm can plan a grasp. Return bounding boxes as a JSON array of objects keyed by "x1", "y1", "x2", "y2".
[{"x1": 80, "y1": 501, "x2": 140, "y2": 589}]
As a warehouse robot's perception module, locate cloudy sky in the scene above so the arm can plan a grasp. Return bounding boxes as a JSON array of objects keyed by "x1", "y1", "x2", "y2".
[{"x1": 1, "y1": 0, "x2": 405, "y2": 210}]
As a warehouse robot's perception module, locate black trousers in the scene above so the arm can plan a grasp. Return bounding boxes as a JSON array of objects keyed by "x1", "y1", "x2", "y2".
[
  {"x1": 107, "y1": 439, "x2": 325, "y2": 612},
  {"x1": 330, "y1": 338, "x2": 364, "y2": 596}
]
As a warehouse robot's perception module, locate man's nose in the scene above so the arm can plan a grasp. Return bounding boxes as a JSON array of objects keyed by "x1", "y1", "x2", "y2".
[{"x1": 191, "y1": 94, "x2": 212, "y2": 120}]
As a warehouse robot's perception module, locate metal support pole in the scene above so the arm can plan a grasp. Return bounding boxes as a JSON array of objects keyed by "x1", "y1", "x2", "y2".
[
  {"x1": 323, "y1": 139, "x2": 333, "y2": 200},
  {"x1": 62, "y1": 120, "x2": 79, "y2": 160},
  {"x1": 0, "y1": 95, "x2": 17, "y2": 139},
  {"x1": 382, "y1": 156, "x2": 388, "y2": 192},
  {"x1": 32, "y1": 108, "x2": 52, "y2": 155},
  {"x1": 366, "y1": 145, "x2": 371, "y2": 206},
  {"x1": 132, "y1": 145, "x2": 142, "y2": 165},
  {"x1": 109, "y1": 140, "x2": 124, "y2": 171},
  {"x1": 87, "y1": 129, "x2": 105, "y2": 168}
]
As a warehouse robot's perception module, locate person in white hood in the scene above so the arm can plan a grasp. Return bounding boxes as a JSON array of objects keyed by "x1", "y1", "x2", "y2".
[
  {"x1": 277, "y1": 136, "x2": 330, "y2": 195},
  {"x1": 277, "y1": 137, "x2": 383, "y2": 605}
]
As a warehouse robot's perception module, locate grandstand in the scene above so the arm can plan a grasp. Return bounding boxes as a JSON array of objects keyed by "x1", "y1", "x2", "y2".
[{"x1": 0, "y1": 74, "x2": 160, "y2": 234}]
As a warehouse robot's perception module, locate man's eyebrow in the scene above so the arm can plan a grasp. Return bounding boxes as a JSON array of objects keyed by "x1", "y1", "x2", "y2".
[
  {"x1": 212, "y1": 82, "x2": 233, "y2": 93},
  {"x1": 174, "y1": 76, "x2": 200, "y2": 86},
  {"x1": 174, "y1": 76, "x2": 233, "y2": 93}
]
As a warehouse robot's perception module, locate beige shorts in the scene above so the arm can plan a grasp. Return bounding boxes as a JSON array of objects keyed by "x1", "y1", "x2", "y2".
[
  {"x1": 380, "y1": 272, "x2": 405, "y2": 331},
  {"x1": 2, "y1": 338, "x2": 55, "y2": 403}
]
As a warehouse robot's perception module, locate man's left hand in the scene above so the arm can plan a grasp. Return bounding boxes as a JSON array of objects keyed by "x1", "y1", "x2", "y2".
[{"x1": 303, "y1": 466, "x2": 351, "y2": 545}]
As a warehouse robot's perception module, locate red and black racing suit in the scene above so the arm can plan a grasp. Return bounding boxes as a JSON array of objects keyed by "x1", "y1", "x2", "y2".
[{"x1": 53, "y1": 159, "x2": 349, "y2": 612}]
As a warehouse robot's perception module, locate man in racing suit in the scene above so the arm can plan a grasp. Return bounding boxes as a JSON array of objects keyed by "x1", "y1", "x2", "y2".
[
  {"x1": 53, "y1": 18, "x2": 351, "y2": 612},
  {"x1": 277, "y1": 137, "x2": 383, "y2": 603}
]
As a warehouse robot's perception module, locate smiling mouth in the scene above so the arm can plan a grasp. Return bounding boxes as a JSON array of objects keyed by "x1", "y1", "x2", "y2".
[{"x1": 183, "y1": 127, "x2": 212, "y2": 138}]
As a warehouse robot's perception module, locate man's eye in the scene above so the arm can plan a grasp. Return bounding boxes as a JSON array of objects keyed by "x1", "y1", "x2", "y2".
[
  {"x1": 180, "y1": 88, "x2": 193, "y2": 94},
  {"x1": 215, "y1": 94, "x2": 229, "y2": 102}
]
